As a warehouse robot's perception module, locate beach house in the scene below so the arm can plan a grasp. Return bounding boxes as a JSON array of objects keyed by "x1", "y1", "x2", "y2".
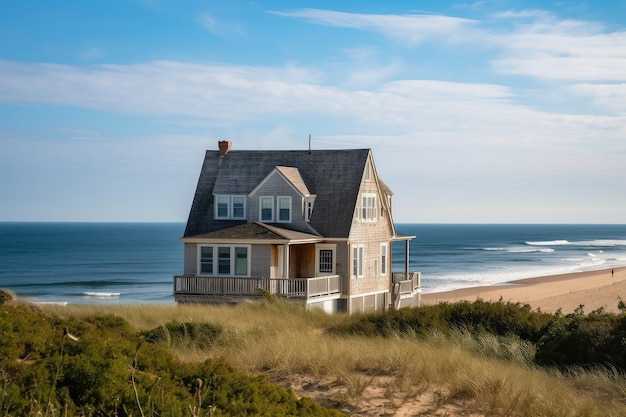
[{"x1": 173, "y1": 141, "x2": 420, "y2": 313}]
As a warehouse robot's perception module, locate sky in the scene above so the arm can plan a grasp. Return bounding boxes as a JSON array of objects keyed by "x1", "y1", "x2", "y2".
[{"x1": 1, "y1": 1, "x2": 625, "y2": 224}]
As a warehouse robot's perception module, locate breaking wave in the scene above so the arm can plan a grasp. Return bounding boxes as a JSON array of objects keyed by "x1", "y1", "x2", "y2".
[
  {"x1": 526, "y1": 240, "x2": 569, "y2": 246},
  {"x1": 82, "y1": 292, "x2": 121, "y2": 297}
]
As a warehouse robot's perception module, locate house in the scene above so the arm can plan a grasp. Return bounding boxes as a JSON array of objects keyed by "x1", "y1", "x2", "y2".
[{"x1": 173, "y1": 141, "x2": 420, "y2": 313}]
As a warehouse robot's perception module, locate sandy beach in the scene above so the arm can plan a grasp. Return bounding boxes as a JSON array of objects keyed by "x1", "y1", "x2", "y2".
[{"x1": 422, "y1": 266, "x2": 626, "y2": 314}]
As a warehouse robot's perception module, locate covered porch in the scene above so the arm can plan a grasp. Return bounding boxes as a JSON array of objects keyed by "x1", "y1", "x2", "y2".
[{"x1": 174, "y1": 222, "x2": 342, "y2": 304}]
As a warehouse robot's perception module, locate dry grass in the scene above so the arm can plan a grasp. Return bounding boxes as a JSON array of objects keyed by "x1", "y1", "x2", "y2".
[{"x1": 44, "y1": 301, "x2": 626, "y2": 416}]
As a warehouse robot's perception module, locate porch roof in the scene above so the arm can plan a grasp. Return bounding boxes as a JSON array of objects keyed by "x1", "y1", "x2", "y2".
[
  {"x1": 391, "y1": 233, "x2": 416, "y2": 241},
  {"x1": 181, "y1": 222, "x2": 324, "y2": 244}
]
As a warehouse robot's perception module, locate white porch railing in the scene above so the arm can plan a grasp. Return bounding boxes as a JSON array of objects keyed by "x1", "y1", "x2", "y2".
[{"x1": 173, "y1": 275, "x2": 341, "y2": 299}]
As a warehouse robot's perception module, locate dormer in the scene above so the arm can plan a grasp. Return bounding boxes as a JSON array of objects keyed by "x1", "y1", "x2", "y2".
[{"x1": 249, "y1": 166, "x2": 315, "y2": 224}]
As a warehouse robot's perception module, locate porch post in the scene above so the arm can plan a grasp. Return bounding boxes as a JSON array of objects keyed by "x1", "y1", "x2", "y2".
[
  {"x1": 405, "y1": 239, "x2": 409, "y2": 281},
  {"x1": 284, "y1": 244, "x2": 290, "y2": 279}
]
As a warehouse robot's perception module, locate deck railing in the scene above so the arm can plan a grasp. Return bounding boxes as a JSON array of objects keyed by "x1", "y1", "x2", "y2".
[
  {"x1": 174, "y1": 275, "x2": 341, "y2": 299},
  {"x1": 391, "y1": 271, "x2": 422, "y2": 309},
  {"x1": 392, "y1": 272, "x2": 421, "y2": 294}
]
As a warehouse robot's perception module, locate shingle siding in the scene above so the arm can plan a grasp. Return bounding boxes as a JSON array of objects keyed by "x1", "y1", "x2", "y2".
[
  {"x1": 183, "y1": 243, "x2": 197, "y2": 275},
  {"x1": 251, "y1": 244, "x2": 271, "y2": 277},
  {"x1": 346, "y1": 153, "x2": 395, "y2": 300}
]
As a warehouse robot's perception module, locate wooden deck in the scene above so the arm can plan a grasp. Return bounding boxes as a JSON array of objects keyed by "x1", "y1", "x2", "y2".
[{"x1": 173, "y1": 275, "x2": 341, "y2": 301}]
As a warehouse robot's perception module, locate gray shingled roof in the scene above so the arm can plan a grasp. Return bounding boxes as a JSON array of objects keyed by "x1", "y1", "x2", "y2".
[{"x1": 183, "y1": 149, "x2": 371, "y2": 238}]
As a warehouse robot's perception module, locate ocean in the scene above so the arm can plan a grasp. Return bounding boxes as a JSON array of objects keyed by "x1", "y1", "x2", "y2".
[{"x1": 1, "y1": 223, "x2": 626, "y2": 304}]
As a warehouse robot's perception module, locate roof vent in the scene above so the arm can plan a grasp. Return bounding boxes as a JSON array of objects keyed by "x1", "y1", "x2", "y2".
[{"x1": 218, "y1": 140, "x2": 232, "y2": 157}]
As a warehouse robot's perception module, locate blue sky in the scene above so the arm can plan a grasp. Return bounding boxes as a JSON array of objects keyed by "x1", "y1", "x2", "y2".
[{"x1": 1, "y1": 1, "x2": 625, "y2": 223}]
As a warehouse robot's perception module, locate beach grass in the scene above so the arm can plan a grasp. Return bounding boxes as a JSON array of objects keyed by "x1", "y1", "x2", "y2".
[{"x1": 41, "y1": 300, "x2": 626, "y2": 416}]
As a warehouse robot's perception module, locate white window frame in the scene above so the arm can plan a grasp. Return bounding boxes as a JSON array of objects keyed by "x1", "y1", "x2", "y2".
[
  {"x1": 197, "y1": 245, "x2": 250, "y2": 277},
  {"x1": 304, "y1": 197, "x2": 315, "y2": 222},
  {"x1": 361, "y1": 193, "x2": 377, "y2": 222},
  {"x1": 277, "y1": 196, "x2": 292, "y2": 223},
  {"x1": 380, "y1": 243, "x2": 388, "y2": 276},
  {"x1": 214, "y1": 195, "x2": 247, "y2": 220},
  {"x1": 231, "y1": 195, "x2": 246, "y2": 219},
  {"x1": 259, "y1": 196, "x2": 274, "y2": 222},
  {"x1": 199, "y1": 245, "x2": 214, "y2": 275},
  {"x1": 315, "y1": 244, "x2": 336, "y2": 275},
  {"x1": 352, "y1": 244, "x2": 364, "y2": 279},
  {"x1": 215, "y1": 195, "x2": 230, "y2": 219}
]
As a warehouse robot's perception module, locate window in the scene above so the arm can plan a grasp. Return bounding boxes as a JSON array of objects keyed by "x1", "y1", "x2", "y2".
[
  {"x1": 361, "y1": 194, "x2": 377, "y2": 222},
  {"x1": 319, "y1": 250, "x2": 333, "y2": 273},
  {"x1": 277, "y1": 196, "x2": 291, "y2": 222},
  {"x1": 260, "y1": 196, "x2": 274, "y2": 222},
  {"x1": 316, "y1": 244, "x2": 336, "y2": 275},
  {"x1": 200, "y1": 246, "x2": 213, "y2": 274},
  {"x1": 214, "y1": 195, "x2": 246, "y2": 220},
  {"x1": 232, "y1": 196, "x2": 245, "y2": 219},
  {"x1": 216, "y1": 196, "x2": 229, "y2": 219},
  {"x1": 198, "y1": 245, "x2": 249, "y2": 276},
  {"x1": 218, "y1": 247, "x2": 231, "y2": 274},
  {"x1": 352, "y1": 244, "x2": 364, "y2": 278},
  {"x1": 304, "y1": 197, "x2": 315, "y2": 222},
  {"x1": 380, "y1": 243, "x2": 387, "y2": 275},
  {"x1": 235, "y1": 247, "x2": 248, "y2": 275}
]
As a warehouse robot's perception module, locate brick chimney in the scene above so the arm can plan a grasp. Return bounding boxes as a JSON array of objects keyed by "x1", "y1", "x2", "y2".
[{"x1": 218, "y1": 140, "x2": 232, "y2": 157}]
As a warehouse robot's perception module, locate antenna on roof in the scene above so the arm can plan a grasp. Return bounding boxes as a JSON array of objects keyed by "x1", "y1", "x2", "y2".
[{"x1": 308, "y1": 134, "x2": 312, "y2": 154}]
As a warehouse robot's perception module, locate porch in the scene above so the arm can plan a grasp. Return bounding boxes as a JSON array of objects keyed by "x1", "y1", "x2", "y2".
[{"x1": 173, "y1": 274, "x2": 341, "y2": 302}]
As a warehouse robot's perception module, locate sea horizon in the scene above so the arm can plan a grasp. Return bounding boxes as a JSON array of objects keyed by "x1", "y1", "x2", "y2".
[{"x1": 1, "y1": 222, "x2": 626, "y2": 304}]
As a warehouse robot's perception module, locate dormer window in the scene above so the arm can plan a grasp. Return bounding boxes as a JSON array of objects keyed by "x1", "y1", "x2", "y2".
[
  {"x1": 260, "y1": 196, "x2": 274, "y2": 222},
  {"x1": 277, "y1": 196, "x2": 292, "y2": 223},
  {"x1": 214, "y1": 195, "x2": 247, "y2": 220},
  {"x1": 232, "y1": 196, "x2": 245, "y2": 218},
  {"x1": 258, "y1": 196, "x2": 292, "y2": 223},
  {"x1": 216, "y1": 196, "x2": 229, "y2": 218}
]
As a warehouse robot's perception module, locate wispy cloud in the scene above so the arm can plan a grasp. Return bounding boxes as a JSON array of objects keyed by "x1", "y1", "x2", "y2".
[
  {"x1": 198, "y1": 12, "x2": 245, "y2": 37},
  {"x1": 275, "y1": 8, "x2": 626, "y2": 84},
  {"x1": 0, "y1": 58, "x2": 622, "y2": 148},
  {"x1": 270, "y1": 8, "x2": 477, "y2": 44},
  {"x1": 491, "y1": 13, "x2": 626, "y2": 82},
  {"x1": 0, "y1": 59, "x2": 324, "y2": 119}
]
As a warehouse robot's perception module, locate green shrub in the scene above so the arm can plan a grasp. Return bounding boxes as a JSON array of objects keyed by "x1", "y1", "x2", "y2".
[
  {"x1": 328, "y1": 300, "x2": 553, "y2": 342},
  {"x1": 329, "y1": 300, "x2": 626, "y2": 372},
  {"x1": 535, "y1": 312, "x2": 626, "y2": 370},
  {"x1": 0, "y1": 304, "x2": 344, "y2": 417}
]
